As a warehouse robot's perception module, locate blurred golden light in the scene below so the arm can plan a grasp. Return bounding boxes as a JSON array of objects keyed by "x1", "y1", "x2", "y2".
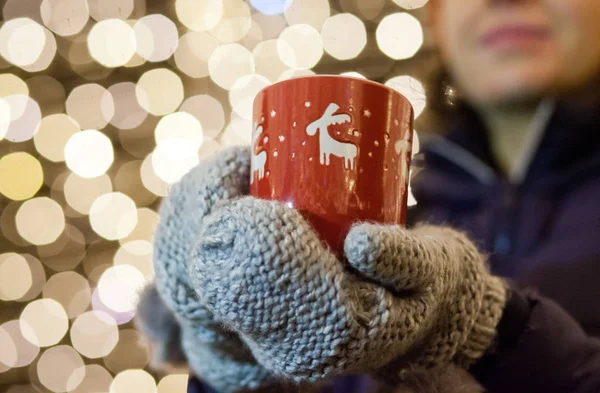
[
  {"x1": 43, "y1": 271, "x2": 91, "y2": 318},
  {"x1": 20, "y1": 299, "x2": 68, "y2": 347},
  {"x1": 88, "y1": 19, "x2": 136, "y2": 68},
  {"x1": 65, "y1": 84, "x2": 115, "y2": 129},
  {"x1": 119, "y1": 208, "x2": 159, "y2": 245},
  {"x1": 208, "y1": 43, "x2": 254, "y2": 90},
  {"x1": 341, "y1": 71, "x2": 367, "y2": 79},
  {"x1": 64, "y1": 173, "x2": 113, "y2": 215},
  {"x1": 18, "y1": 254, "x2": 46, "y2": 302},
  {"x1": 253, "y1": 39, "x2": 290, "y2": 82},
  {"x1": 40, "y1": 0, "x2": 89, "y2": 36},
  {"x1": 174, "y1": 31, "x2": 220, "y2": 79},
  {"x1": 2, "y1": 94, "x2": 42, "y2": 142},
  {"x1": 2, "y1": 0, "x2": 43, "y2": 23},
  {"x1": 36, "y1": 345, "x2": 85, "y2": 392},
  {"x1": 89, "y1": 192, "x2": 138, "y2": 240},
  {"x1": 114, "y1": 161, "x2": 158, "y2": 207},
  {"x1": 0, "y1": 152, "x2": 43, "y2": 201},
  {"x1": 16, "y1": 197, "x2": 65, "y2": 245},
  {"x1": 321, "y1": 13, "x2": 367, "y2": 60},
  {"x1": 284, "y1": 0, "x2": 330, "y2": 30},
  {"x1": 71, "y1": 311, "x2": 119, "y2": 358},
  {"x1": 221, "y1": 116, "x2": 253, "y2": 146},
  {"x1": 0, "y1": 320, "x2": 40, "y2": 369},
  {"x1": 0, "y1": 253, "x2": 32, "y2": 301},
  {"x1": 376, "y1": 13, "x2": 423, "y2": 60},
  {"x1": 0, "y1": 201, "x2": 30, "y2": 247},
  {"x1": 20, "y1": 26, "x2": 56, "y2": 72},
  {"x1": 69, "y1": 364, "x2": 113, "y2": 393},
  {"x1": 114, "y1": 240, "x2": 154, "y2": 280},
  {"x1": 252, "y1": 13, "x2": 286, "y2": 40},
  {"x1": 393, "y1": 0, "x2": 429, "y2": 10},
  {"x1": 110, "y1": 369, "x2": 156, "y2": 393},
  {"x1": 155, "y1": 112, "x2": 204, "y2": 149},
  {"x1": 140, "y1": 155, "x2": 169, "y2": 197},
  {"x1": 103, "y1": 329, "x2": 150, "y2": 374},
  {"x1": 33, "y1": 114, "x2": 80, "y2": 162},
  {"x1": 175, "y1": 0, "x2": 223, "y2": 32},
  {"x1": 209, "y1": 0, "x2": 252, "y2": 43},
  {"x1": 134, "y1": 14, "x2": 179, "y2": 62},
  {"x1": 136, "y1": 68, "x2": 184, "y2": 116},
  {"x1": 277, "y1": 24, "x2": 323, "y2": 69},
  {"x1": 97, "y1": 265, "x2": 146, "y2": 314},
  {"x1": 151, "y1": 139, "x2": 200, "y2": 184},
  {"x1": 108, "y1": 82, "x2": 149, "y2": 130},
  {"x1": 0, "y1": 73, "x2": 28, "y2": 97},
  {"x1": 230, "y1": 74, "x2": 271, "y2": 120},
  {"x1": 64, "y1": 130, "x2": 114, "y2": 178},
  {"x1": 37, "y1": 224, "x2": 86, "y2": 272},
  {"x1": 157, "y1": 374, "x2": 189, "y2": 393},
  {"x1": 180, "y1": 95, "x2": 225, "y2": 139},
  {"x1": 385, "y1": 75, "x2": 426, "y2": 118},
  {"x1": 0, "y1": 18, "x2": 46, "y2": 67},
  {"x1": 88, "y1": 0, "x2": 134, "y2": 20}
]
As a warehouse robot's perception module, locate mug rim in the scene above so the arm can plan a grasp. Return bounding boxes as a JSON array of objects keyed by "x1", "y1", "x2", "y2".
[{"x1": 254, "y1": 74, "x2": 414, "y2": 110}]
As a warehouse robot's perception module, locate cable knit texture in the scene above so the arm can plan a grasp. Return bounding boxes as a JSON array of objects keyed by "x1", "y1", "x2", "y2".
[
  {"x1": 151, "y1": 147, "x2": 283, "y2": 393},
  {"x1": 191, "y1": 197, "x2": 507, "y2": 384}
]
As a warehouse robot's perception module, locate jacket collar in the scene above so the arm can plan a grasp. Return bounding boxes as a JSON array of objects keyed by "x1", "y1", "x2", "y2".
[{"x1": 412, "y1": 92, "x2": 600, "y2": 202}]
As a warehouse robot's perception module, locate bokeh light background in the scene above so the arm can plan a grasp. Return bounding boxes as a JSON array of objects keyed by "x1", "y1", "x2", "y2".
[{"x1": 0, "y1": 0, "x2": 434, "y2": 391}]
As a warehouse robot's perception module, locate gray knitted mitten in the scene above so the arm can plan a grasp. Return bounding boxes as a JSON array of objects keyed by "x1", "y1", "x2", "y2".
[
  {"x1": 151, "y1": 147, "x2": 282, "y2": 393},
  {"x1": 191, "y1": 197, "x2": 507, "y2": 384}
]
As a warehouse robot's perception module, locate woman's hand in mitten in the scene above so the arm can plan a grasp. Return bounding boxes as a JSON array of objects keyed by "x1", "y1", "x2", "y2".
[
  {"x1": 151, "y1": 147, "x2": 282, "y2": 393},
  {"x1": 190, "y1": 197, "x2": 507, "y2": 384}
]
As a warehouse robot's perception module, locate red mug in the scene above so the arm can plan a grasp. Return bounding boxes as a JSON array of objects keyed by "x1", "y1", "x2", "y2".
[{"x1": 250, "y1": 75, "x2": 414, "y2": 256}]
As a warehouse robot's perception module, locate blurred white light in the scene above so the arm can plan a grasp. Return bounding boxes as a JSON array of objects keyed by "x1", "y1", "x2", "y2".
[
  {"x1": 155, "y1": 112, "x2": 204, "y2": 150},
  {"x1": 0, "y1": 18, "x2": 46, "y2": 67},
  {"x1": 20, "y1": 24, "x2": 56, "y2": 72},
  {"x1": 157, "y1": 374, "x2": 188, "y2": 393},
  {"x1": 20, "y1": 299, "x2": 68, "y2": 347},
  {"x1": 97, "y1": 265, "x2": 146, "y2": 314},
  {"x1": 340, "y1": 71, "x2": 367, "y2": 79},
  {"x1": 229, "y1": 74, "x2": 271, "y2": 120},
  {"x1": 209, "y1": 0, "x2": 252, "y2": 43},
  {"x1": 134, "y1": 15, "x2": 179, "y2": 62},
  {"x1": 249, "y1": 0, "x2": 293, "y2": 15},
  {"x1": 88, "y1": 19, "x2": 136, "y2": 67},
  {"x1": 284, "y1": 0, "x2": 330, "y2": 30},
  {"x1": 385, "y1": 75, "x2": 427, "y2": 118},
  {"x1": 2, "y1": 95, "x2": 41, "y2": 142},
  {"x1": 180, "y1": 95, "x2": 225, "y2": 139},
  {"x1": 277, "y1": 24, "x2": 323, "y2": 69},
  {"x1": 151, "y1": 139, "x2": 200, "y2": 184},
  {"x1": 111, "y1": 369, "x2": 156, "y2": 393},
  {"x1": 66, "y1": 84, "x2": 115, "y2": 130},
  {"x1": 88, "y1": 0, "x2": 134, "y2": 20},
  {"x1": 37, "y1": 346, "x2": 85, "y2": 392},
  {"x1": 174, "y1": 31, "x2": 220, "y2": 78},
  {"x1": 140, "y1": 154, "x2": 169, "y2": 197},
  {"x1": 221, "y1": 116, "x2": 253, "y2": 146},
  {"x1": 0, "y1": 98, "x2": 10, "y2": 140},
  {"x1": 89, "y1": 192, "x2": 138, "y2": 240},
  {"x1": 208, "y1": 44, "x2": 254, "y2": 90},
  {"x1": 321, "y1": 13, "x2": 367, "y2": 60},
  {"x1": 40, "y1": 0, "x2": 89, "y2": 36},
  {"x1": 71, "y1": 311, "x2": 119, "y2": 358},
  {"x1": 16, "y1": 197, "x2": 65, "y2": 246},
  {"x1": 253, "y1": 39, "x2": 290, "y2": 82},
  {"x1": 136, "y1": 68, "x2": 184, "y2": 116},
  {"x1": 64, "y1": 130, "x2": 114, "y2": 178},
  {"x1": 376, "y1": 13, "x2": 423, "y2": 60},
  {"x1": 175, "y1": 0, "x2": 223, "y2": 32},
  {"x1": 0, "y1": 320, "x2": 40, "y2": 369}
]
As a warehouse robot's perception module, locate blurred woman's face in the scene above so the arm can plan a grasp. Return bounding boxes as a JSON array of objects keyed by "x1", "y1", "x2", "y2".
[{"x1": 430, "y1": 0, "x2": 600, "y2": 107}]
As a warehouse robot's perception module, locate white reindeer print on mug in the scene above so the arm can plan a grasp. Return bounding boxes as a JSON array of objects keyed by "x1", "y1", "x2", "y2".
[
  {"x1": 251, "y1": 122, "x2": 267, "y2": 184},
  {"x1": 306, "y1": 103, "x2": 358, "y2": 170}
]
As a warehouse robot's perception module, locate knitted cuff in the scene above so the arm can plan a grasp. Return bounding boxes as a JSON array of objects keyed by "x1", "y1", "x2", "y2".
[{"x1": 455, "y1": 276, "x2": 507, "y2": 368}]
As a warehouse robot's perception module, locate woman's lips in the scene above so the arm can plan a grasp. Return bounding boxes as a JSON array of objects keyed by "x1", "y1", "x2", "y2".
[{"x1": 481, "y1": 24, "x2": 551, "y2": 49}]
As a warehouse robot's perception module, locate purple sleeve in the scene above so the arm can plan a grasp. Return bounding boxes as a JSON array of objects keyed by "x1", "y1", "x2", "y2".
[{"x1": 472, "y1": 288, "x2": 600, "y2": 393}]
